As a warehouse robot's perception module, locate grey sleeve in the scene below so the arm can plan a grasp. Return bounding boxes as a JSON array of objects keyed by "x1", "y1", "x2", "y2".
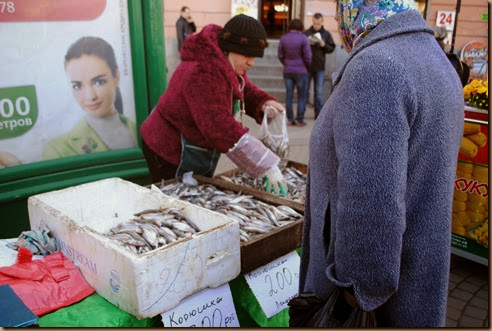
[{"x1": 326, "y1": 52, "x2": 415, "y2": 311}]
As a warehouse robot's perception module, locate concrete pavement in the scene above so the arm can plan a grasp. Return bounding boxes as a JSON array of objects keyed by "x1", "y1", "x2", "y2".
[{"x1": 215, "y1": 104, "x2": 489, "y2": 328}]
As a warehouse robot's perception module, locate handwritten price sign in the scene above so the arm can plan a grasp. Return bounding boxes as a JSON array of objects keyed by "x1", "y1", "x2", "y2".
[
  {"x1": 244, "y1": 251, "x2": 300, "y2": 318},
  {"x1": 160, "y1": 283, "x2": 239, "y2": 327}
]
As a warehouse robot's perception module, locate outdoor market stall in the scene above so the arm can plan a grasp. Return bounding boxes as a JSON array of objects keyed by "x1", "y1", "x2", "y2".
[
  {"x1": 451, "y1": 104, "x2": 489, "y2": 266},
  {"x1": 0, "y1": 163, "x2": 308, "y2": 327},
  {"x1": 0, "y1": 0, "x2": 488, "y2": 327}
]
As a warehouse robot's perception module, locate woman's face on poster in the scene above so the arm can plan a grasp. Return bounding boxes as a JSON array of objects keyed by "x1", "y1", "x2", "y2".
[{"x1": 65, "y1": 54, "x2": 120, "y2": 118}]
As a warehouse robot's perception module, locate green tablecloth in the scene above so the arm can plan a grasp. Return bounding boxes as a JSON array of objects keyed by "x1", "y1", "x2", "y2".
[
  {"x1": 39, "y1": 284, "x2": 289, "y2": 328},
  {"x1": 39, "y1": 248, "x2": 302, "y2": 327},
  {"x1": 38, "y1": 293, "x2": 163, "y2": 328},
  {"x1": 230, "y1": 275, "x2": 290, "y2": 327}
]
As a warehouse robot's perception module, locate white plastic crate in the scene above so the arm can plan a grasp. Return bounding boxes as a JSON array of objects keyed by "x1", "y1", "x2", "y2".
[{"x1": 27, "y1": 178, "x2": 240, "y2": 318}]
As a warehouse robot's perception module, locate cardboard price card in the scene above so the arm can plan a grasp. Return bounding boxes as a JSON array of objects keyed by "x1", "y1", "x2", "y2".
[
  {"x1": 160, "y1": 283, "x2": 239, "y2": 328},
  {"x1": 244, "y1": 251, "x2": 300, "y2": 318}
]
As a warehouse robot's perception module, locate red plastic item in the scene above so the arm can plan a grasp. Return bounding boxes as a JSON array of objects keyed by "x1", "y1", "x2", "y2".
[
  {"x1": 16, "y1": 247, "x2": 33, "y2": 264},
  {"x1": 0, "y1": 251, "x2": 94, "y2": 316}
]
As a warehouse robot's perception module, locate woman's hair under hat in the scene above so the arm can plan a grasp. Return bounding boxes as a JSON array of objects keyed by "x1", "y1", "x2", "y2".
[{"x1": 218, "y1": 14, "x2": 268, "y2": 58}]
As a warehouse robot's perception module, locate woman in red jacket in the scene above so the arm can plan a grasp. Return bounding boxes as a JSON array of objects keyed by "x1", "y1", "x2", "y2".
[{"x1": 140, "y1": 15, "x2": 288, "y2": 196}]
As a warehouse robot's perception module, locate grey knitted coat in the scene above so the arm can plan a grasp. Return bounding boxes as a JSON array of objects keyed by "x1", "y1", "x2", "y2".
[{"x1": 299, "y1": 11, "x2": 464, "y2": 327}]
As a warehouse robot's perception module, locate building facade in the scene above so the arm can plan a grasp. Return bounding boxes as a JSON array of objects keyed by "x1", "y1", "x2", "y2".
[{"x1": 162, "y1": 0, "x2": 488, "y2": 84}]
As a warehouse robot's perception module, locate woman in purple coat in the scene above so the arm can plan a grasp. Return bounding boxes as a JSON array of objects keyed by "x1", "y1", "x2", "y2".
[{"x1": 277, "y1": 19, "x2": 312, "y2": 126}]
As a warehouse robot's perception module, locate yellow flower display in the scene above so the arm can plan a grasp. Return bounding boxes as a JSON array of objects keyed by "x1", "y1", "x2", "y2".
[{"x1": 463, "y1": 80, "x2": 489, "y2": 110}]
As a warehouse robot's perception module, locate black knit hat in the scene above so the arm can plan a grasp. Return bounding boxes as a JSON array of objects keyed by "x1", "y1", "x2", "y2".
[{"x1": 218, "y1": 14, "x2": 268, "y2": 57}]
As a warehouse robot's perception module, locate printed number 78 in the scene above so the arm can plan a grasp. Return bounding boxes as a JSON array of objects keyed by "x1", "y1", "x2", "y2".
[{"x1": 0, "y1": 2, "x2": 15, "y2": 14}]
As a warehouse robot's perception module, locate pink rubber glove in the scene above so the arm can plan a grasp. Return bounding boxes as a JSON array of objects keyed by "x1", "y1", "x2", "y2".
[{"x1": 226, "y1": 133, "x2": 280, "y2": 178}]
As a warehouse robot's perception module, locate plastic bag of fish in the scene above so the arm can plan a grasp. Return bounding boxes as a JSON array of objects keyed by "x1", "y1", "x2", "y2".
[
  {"x1": 159, "y1": 181, "x2": 302, "y2": 242},
  {"x1": 220, "y1": 166, "x2": 306, "y2": 203},
  {"x1": 258, "y1": 109, "x2": 289, "y2": 161},
  {"x1": 106, "y1": 207, "x2": 200, "y2": 254}
]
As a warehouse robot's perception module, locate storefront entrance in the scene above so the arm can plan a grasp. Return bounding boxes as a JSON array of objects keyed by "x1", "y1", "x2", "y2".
[{"x1": 259, "y1": 0, "x2": 302, "y2": 39}]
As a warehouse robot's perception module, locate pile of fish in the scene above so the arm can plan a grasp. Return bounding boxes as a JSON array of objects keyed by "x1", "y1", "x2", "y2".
[
  {"x1": 160, "y1": 182, "x2": 302, "y2": 242},
  {"x1": 261, "y1": 134, "x2": 289, "y2": 160},
  {"x1": 219, "y1": 166, "x2": 307, "y2": 203},
  {"x1": 106, "y1": 207, "x2": 200, "y2": 254}
]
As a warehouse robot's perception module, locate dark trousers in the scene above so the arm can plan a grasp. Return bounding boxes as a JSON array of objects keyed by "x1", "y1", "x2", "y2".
[
  {"x1": 283, "y1": 73, "x2": 309, "y2": 122},
  {"x1": 141, "y1": 139, "x2": 178, "y2": 183},
  {"x1": 308, "y1": 70, "x2": 325, "y2": 119}
]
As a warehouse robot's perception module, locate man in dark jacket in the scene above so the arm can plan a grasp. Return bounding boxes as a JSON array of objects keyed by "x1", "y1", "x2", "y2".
[
  {"x1": 304, "y1": 13, "x2": 335, "y2": 119},
  {"x1": 176, "y1": 6, "x2": 196, "y2": 52}
]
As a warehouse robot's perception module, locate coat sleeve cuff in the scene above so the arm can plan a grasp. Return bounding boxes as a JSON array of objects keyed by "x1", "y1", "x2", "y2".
[{"x1": 325, "y1": 263, "x2": 396, "y2": 312}]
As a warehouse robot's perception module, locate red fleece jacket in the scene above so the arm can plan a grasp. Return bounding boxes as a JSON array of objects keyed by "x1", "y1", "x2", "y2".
[{"x1": 140, "y1": 24, "x2": 276, "y2": 166}]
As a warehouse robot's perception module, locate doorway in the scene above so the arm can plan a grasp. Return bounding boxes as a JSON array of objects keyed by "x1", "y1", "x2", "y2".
[{"x1": 259, "y1": 0, "x2": 299, "y2": 39}]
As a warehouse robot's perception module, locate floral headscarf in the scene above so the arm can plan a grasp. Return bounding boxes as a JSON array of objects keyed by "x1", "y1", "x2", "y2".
[{"x1": 338, "y1": 0, "x2": 419, "y2": 53}]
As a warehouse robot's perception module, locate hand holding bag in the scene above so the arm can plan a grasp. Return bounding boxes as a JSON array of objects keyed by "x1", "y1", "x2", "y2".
[
  {"x1": 258, "y1": 111, "x2": 289, "y2": 164},
  {"x1": 288, "y1": 287, "x2": 377, "y2": 327}
]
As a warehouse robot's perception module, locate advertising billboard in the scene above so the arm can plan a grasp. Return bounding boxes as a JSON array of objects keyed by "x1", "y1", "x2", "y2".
[{"x1": 0, "y1": 0, "x2": 137, "y2": 168}]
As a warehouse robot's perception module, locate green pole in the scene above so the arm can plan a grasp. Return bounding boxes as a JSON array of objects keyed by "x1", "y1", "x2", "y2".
[{"x1": 142, "y1": 0, "x2": 167, "y2": 110}]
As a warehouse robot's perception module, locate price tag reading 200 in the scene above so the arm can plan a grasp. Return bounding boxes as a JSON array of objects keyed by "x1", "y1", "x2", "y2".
[{"x1": 244, "y1": 251, "x2": 300, "y2": 318}]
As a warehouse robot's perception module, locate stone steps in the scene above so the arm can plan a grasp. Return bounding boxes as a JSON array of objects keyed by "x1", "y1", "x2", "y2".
[
  {"x1": 249, "y1": 39, "x2": 288, "y2": 102},
  {"x1": 247, "y1": 75, "x2": 284, "y2": 88},
  {"x1": 247, "y1": 64, "x2": 283, "y2": 76},
  {"x1": 247, "y1": 40, "x2": 337, "y2": 105},
  {"x1": 261, "y1": 87, "x2": 288, "y2": 102}
]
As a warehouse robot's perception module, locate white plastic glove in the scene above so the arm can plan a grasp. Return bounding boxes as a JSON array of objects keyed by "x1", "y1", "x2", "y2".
[
  {"x1": 262, "y1": 164, "x2": 288, "y2": 197},
  {"x1": 226, "y1": 133, "x2": 279, "y2": 179}
]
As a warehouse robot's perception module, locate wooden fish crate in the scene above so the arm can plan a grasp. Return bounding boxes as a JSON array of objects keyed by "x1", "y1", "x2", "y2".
[
  {"x1": 152, "y1": 174, "x2": 304, "y2": 274},
  {"x1": 214, "y1": 160, "x2": 308, "y2": 209},
  {"x1": 28, "y1": 178, "x2": 240, "y2": 318}
]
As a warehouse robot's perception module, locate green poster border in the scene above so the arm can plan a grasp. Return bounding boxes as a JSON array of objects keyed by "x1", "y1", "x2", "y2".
[
  {"x1": 142, "y1": 0, "x2": 167, "y2": 109},
  {"x1": 0, "y1": 0, "x2": 167, "y2": 238}
]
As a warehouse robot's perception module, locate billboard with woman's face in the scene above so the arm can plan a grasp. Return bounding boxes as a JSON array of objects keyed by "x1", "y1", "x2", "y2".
[{"x1": 0, "y1": 0, "x2": 136, "y2": 167}]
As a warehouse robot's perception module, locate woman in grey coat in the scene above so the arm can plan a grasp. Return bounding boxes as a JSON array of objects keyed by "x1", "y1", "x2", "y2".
[{"x1": 298, "y1": 0, "x2": 464, "y2": 327}]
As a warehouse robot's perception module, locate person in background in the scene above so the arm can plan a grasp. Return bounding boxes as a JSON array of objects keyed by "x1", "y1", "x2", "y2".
[
  {"x1": 433, "y1": 25, "x2": 470, "y2": 86},
  {"x1": 304, "y1": 13, "x2": 335, "y2": 120},
  {"x1": 267, "y1": 3, "x2": 276, "y2": 32},
  {"x1": 140, "y1": 14, "x2": 288, "y2": 196},
  {"x1": 278, "y1": 19, "x2": 312, "y2": 126},
  {"x1": 433, "y1": 25, "x2": 448, "y2": 51},
  {"x1": 296, "y1": 0, "x2": 463, "y2": 327},
  {"x1": 43, "y1": 36, "x2": 137, "y2": 160},
  {"x1": 176, "y1": 6, "x2": 196, "y2": 52}
]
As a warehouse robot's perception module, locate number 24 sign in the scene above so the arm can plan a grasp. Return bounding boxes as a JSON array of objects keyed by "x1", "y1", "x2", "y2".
[{"x1": 436, "y1": 10, "x2": 456, "y2": 31}]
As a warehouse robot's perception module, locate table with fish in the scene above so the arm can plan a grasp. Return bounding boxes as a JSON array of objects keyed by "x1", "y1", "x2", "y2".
[
  {"x1": 216, "y1": 160, "x2": 308, "y2": 204},
  {"x1": 153, "y1": 174, "x2": 305, "y2": 273}
]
